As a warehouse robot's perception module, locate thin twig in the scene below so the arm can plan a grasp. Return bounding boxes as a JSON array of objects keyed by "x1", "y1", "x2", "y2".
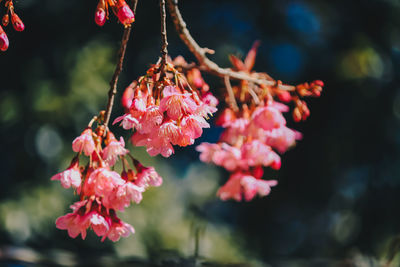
[
  {"x1": 248, "y1": 87, "x2": 260, "y2": 105},
  {"x1": 166, "y1": 0, "x2": 295, "y2": 91},
  {"x1": 159, "y1": 0, "x2": 168, "y2": 77},
  {"x1": 224, "y1": 76, "x2": 239, "y2": 112},
  {"x1": 103, "y1": 0, "x2": 139, "y2": 131}
]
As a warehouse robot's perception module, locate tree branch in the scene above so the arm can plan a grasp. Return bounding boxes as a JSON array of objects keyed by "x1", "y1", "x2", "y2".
[
  {"x1": 103, "y1": 0, "x2": 139, "y2": 130},
  {"x1": 166, "y1": 0, "x2": 295, "y2": 91},
  {"x1": 159, "y1": 0, "x2": 168, "y2": 76}
]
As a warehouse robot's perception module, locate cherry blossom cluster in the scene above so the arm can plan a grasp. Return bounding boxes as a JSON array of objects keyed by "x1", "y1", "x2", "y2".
[
  {"x1": 0, "y1": 0, "x2": 24, "y2": 52},
  {"x1": 51, "y1": 116, "x2": 162, "y2": 241},
  {"x1": 114, "y1": 58, "x2": 218, "y2": 157},
  {"x1": 94, "y1": 0, "x2": 135, "y2": 27},
  {"x1": 196, "y1": 42, "x2": 324, "y2": 202}
]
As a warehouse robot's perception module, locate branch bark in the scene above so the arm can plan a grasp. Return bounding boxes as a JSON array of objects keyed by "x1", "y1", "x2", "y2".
[
  {"x1": 159, "y1": 0, "x2": 168, "y2": 76},
  {"x1": 103, "y1": 0, "x2": 139, "y2": 130},
  {"x1": 166, "y1": 0, "x2": 295, "y2": 91}
]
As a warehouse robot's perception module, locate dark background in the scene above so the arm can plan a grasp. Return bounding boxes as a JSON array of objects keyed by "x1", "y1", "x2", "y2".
[{"x1": 0, "y1": 0, "x2": 399, "y2": 266}]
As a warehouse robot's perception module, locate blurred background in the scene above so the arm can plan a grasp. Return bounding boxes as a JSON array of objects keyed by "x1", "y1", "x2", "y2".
[{"x1": 0, "y1": 0, "x2": 399, "y2": 266}]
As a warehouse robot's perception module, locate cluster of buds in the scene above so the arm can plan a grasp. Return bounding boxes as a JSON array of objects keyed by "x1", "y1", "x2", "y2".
[
  {"x1": 51, "y1": 114, "x2": 162, "y2": 241},
  {"x1": 0, "y1": 0, "x2": 24, "y2": 51},
  {"x1": 114, "y1": 57, "x2": 218, "y2": 157},
  {"x1": 95, "y1": 0, "x2": 135, "y2": 27},
  {"x1": 196, "y1": 42, "x2": 323, "y2": 201}
]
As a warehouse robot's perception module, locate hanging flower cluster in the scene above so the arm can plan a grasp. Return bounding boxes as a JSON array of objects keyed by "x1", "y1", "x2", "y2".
[
  {"x1": 0, "y1": 0, "x2": 24, "y2": 51},
  {"x1": 51, "y1": 115, "x2": 162, "y2": 241},
  {"x1": 114, "y1": 58, "x2": 218, "y2": 157},
  {"x1": 196, "y1": 42, "x2": 324, "y2": 202},
  {"x1": 94, "y1": 0, "x2": 135, "y2": 27}
]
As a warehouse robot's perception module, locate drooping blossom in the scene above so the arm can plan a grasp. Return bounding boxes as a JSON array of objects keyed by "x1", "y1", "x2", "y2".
[
  {"x1": 217, "y1": 172, "x2": 278, "y2": 202},
  {"x1": 51, "y1": 157, "x2": 81, "y2": 189},
  {"x1": 196, "y1": 41, "x2": 323, "y2": 202},
  {"x1": 72, "y1": 128, "x2": 96, "y2": 156},
  {"x1": 115, "y1": 60, "x2": 217, "y2": 157},
  {"x1": 102, "y1": 133, "x2": 129, "y2": 166}
]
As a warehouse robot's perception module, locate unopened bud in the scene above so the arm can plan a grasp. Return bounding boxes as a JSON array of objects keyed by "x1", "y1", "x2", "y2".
[
  {"x1": 116, "y1": 1, "x2": 135, "y2": 26},
  {"x1": 2, "y1": 14, "x2": 9, "y2": 27},
  {"x1": 95, "y1": 8, "x2": 106, "y2": 26},
  {"x1": 293, "y1": 107, "x2": 302, "y2": 122},
  {"x1": 277, "y1": 91, "x2": 291, "y2": 103},
  {"x1": 0, "y1": 27, "x2": 9, "y2": 52},
  {"x1": 11, "y1": 14, "x2": 24, "y2": 32}
]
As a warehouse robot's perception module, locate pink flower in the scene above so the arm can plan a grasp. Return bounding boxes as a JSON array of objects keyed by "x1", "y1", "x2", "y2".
[
  {"x1": 104, "y1": 182, "x2": 144, "y2": 211},
  {"x1": 196, "y1": 142, "x2": 221, "y2": 162},
  {"x1": 197, "y1": 143, "x2": 241, "y2": 171},
  {"x1": 157, "y1": 121, "x2": 182, "y2": 145},
  {"x1": 55, "y1": 200, "x2": 90, "y2": 239},
  {"x1": 217, "y1": 173, "x2": 242, "y2": 201},
  {"x1": 87, "y1": 212, "x2": 109, "y2": 237},
  {"x1": 84, "y1": 168, "x2": 125, "y2": 200},
  {"x1": 251, "y1": 106, "x2": 286, "y2": 131},
  {"x1": 195, "y1": 93, "x2": 218, "y2": 117},
  {"x1": 160, "y1": 88, "x2": 198, "y2": 120},
  {"x1": 240, "y1": 140, "x2": 281, "y2": 169},
  {"x1": 102, "y1": 136, "x2": 129, "y2": 166},
  {"x1": 102, "y1": 215, "x2": 135, "y2": 242},
  {"x1": 217, "y1": 172, "x2": 278, "y2": 202},
  {"x1": 135, "y1": 165, "x2": 163, "y2": 188},
  {"x1": 265, "y1": 126, "x2": 302, "y2": 153},
  {"x1": 139, "y1": 105, "x2": 163, "y2": 134},
  {"x1": 241, "y1": 175, "x2": 278, "y2": 201},
  {"x1": 51, "y1": 157, "x2": 81, "y2": 189},
  {"x1": 180, "y1": 115, "x2": 210, "y2": 140},
  {"x1": 72, "y1": 128, "x2": 96, "y2": 156},
  {"x1": 113, "y1": 114, "x2": 139, "y2": 130}
]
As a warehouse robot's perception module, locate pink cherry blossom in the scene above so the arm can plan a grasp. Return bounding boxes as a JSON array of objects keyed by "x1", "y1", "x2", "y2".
[
  {"x1": 55, "y1": 200, "x2": 90, "y2": 239},
  {"x1": 181, "y1": 115, "x2": 210, "y2": 140},
  {"x1": 139, "y1": 105, "x2": 163, "y2": 134},
  {"x1": 84, "y1": 168, "x2": 125, "y2": 200},
  {"x1": 265, "y1": 126, "x2": 302, "y2": 153},
  {"x1": 159, "y1": 88, "x2": 198, "y2": 120},
  {"x1": 104, "y1": 182, "x2": 144, "y2": 211},
  {"x1": 251, "y1": 106, "x2": 286, "y2": 131},
  {"x1": 240, "y1": 140, "x2": 281, "y2": 169},
  {"x1": 135, "y1": 165, "x2": 163, "y2": 188},
  {"x1": 102, "y1": 217, "x2": 135, "y2": 242},
  {"x1": 217, "y1": 172, "x2": 278, "y2": 202},
  {"x1": 113, "y1": 114, "x2": 139, "y2": 130},
  {"x1": 241, "y1": 175, "x2": 278, "y2": 201},
  {"x1": 157, "y1": 121, "x2": 182, "y2": 145},
  {"x1": 51, "y1": 156, "x2": 81, "y2": 189},
  {"x1": 102, "y1": 136, "x2": 129, "y2": 166},
  {"x1": 72, "y1": 128, "x2": 96, "y2": 156},
  {"x1": 87, "y1": 212, "x2": 109, "y2": 237}
]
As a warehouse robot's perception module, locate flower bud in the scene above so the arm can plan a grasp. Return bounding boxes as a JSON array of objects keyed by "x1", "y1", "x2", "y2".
[
  {"x1": 277, "y1": 91, "x2": 291, "y2": 103},
  {"x1": 293, "y1": 107, "x2": 302, "y2": 122},
  {"x1": 11, "y1": 13, "x2": 24, "y2": 32},
  {"x1": 116, "y1": 0, "x2": 135, "y2": 26},
  {"x1": 0, "y1": 26, "x2": 9, "y2": 52},
  {"x1": 95, "y1": 8, "x2": 106, "y2": 26},
  {"x1": 2, "y1": 14, "x2": 9, "y2": 27}
]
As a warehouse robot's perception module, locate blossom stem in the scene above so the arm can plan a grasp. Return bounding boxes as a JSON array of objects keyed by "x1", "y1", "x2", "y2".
[
  {"x1": 166, "y1": 0, "x2": 295, "y2": 91},
  {"x1": 103, "y1": 0, "x2": 139, "y2": 134},
  {"x1": 224, "y1": 76, "x2": 239, "y2": 112}
]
